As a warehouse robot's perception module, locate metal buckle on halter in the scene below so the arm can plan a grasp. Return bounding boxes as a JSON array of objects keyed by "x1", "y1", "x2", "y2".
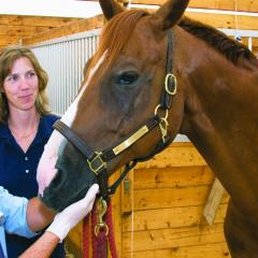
[
  {"x1": 155, "y1": 104, "x2": 169, "y2": 143},
  {"x1": 165, "y1": 73, "x2": 177, "y2": 95},
  {"x1": 87, "y1": 152, "x2": 107, "y2": 175}
]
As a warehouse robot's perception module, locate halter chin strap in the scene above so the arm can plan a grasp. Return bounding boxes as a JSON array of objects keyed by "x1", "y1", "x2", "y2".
[{"x1": 52, "y1": 30, "x2": 177, "y2": 200}]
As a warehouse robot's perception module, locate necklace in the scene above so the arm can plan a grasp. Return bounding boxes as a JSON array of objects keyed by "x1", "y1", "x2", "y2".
[
  {"x1": 8, "y1": 114, "x2": 40, "y2": 142},
  {"x1": 9, "y1": 126, "x2": 37, "y2": 141}
]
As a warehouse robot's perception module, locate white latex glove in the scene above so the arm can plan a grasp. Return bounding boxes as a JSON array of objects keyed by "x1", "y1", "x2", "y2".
[{"x1": 46, "y1": 184, "x2": 99, "y2": 242}]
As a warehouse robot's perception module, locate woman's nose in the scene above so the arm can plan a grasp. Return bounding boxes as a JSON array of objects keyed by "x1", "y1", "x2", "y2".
[{"x1": 19, "y1": 76, "x2": 30, "y2": 89}]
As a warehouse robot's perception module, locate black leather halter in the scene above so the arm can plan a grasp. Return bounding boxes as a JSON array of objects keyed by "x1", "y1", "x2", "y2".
[{"x1": 53, "y1": 30, "x2": 177, "y2": 200}]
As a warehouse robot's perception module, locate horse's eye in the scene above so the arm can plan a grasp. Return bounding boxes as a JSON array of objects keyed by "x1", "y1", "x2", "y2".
[{"x1": 115, "y1": 71, "x2": 139, "y2": 87}]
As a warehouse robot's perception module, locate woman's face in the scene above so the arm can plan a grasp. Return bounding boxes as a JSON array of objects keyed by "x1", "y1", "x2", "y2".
[{"x1": 2, "y1": 56, "x2": 39, "y2": 113}]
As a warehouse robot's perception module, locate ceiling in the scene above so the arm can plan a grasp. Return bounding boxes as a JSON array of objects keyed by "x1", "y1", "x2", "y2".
[{"x1": 0, "y1": 0, "x2": 103, "y2": 18}]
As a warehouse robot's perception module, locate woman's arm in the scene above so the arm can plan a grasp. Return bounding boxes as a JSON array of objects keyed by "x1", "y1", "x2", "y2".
[
  {"x1": 26, "y1": 197, "x2": 55, "y2": 233},
  {"x1": 20, "y1": 184, "x2": 99, "y2": 257},
  {"x1": 19, "y1": 231, "x2": 59, "y2": 258}
]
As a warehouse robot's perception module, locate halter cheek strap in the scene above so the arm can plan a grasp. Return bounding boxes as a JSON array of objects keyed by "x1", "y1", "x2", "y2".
[{"x1": 52, "y1": 29, "x2": 177, "y2": 200}]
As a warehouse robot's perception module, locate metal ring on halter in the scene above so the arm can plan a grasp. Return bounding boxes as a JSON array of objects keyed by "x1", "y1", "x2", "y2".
[{"x1": 154, "y1": 104, "x2": 168, "y2": 119}]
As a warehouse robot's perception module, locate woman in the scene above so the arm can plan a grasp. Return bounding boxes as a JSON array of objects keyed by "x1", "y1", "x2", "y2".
[{"x1": 0, "y1": 46, "x2": 64, "y2": 257}]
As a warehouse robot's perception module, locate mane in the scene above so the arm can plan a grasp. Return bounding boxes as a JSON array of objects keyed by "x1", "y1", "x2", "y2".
[
  {"x1": 87, "y1": 10, "x2": 148, "y2": 76},
  {"x1": 179, "y1": 17, "x2": 258, "y2": 67},
  {"x1": 86, "y1": 10, "x2": 258, "y2": 77}
]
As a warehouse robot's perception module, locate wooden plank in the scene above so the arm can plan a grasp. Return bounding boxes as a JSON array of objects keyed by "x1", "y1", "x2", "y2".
[
  {"x1": 123, "y1": 242, "x2": 230, "y2": 258},
  {"x1": 0, "y1": 15, "x2": 81, "y2": 27},
  {"x1": 121, "y1": 170, "x2": 134, "y2": 213},
  {"x1": 122, "y1": 203, "x2": 228, "y2": 232},
  {"x1": 123, "y1": 185, "x2": 213, "y2": 212},
  {"x1": 23, "y1": 14, "x2": 104, "y2": 46},
  {"x1": 203, "y1": 178, "x2": 226, "y2": 225},
  {"x1": 66, "y1": 222, "x2": 83, "y2": 258},
  {"x1": 185, "y1": 12, "x2": 258, "y2": 30},
  {"x1": 122, "y1": 223, "x2": 226, "y2": 252},
  {"x1": 0, "y1": 25, "x2": 48, "y2": 37},
  {"x1": 0, "y1": 38, "x2": 21, "y2": 47},
  {"x1": 136, "y1": 143, "x2": 206, "y2": 168},
  {"x1": 131, "y1": 0, "x2": 258, "y2": 12},
  {"x1": 133, "y1": 166, "x2": 214, "y2": 189},
  {"x1": 0, "y1": 15, "x2": 82, "y2": 49}
]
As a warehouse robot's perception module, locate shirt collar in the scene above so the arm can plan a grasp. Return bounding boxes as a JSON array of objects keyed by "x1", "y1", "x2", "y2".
[{"x1": 0, "y1": 115, "x2": 56, "y2": 140}]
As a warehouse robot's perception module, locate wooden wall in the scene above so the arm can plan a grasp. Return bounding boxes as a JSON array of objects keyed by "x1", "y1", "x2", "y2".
[
  {"x1": 65, "y1": 143, "x2": 231, "y2": 257},
  {"x1": 120, "y1": 143, "x2": 231, "y2": 257}
]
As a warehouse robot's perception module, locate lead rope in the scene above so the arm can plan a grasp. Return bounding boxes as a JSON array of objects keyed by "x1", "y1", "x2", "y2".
[
  {"x1": 83, "y1": 215, "x2": 90, "y2": 258},
  {"x1": 83, "y1": 200, "x2": 118, "y2": 258},
  {"x1": 106, "y1": 202, "x2": 118, "y2": 258}
]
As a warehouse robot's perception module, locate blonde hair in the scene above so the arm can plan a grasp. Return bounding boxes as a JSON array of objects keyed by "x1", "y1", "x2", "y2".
[{"x1": 0, "y1": 46, "x2": 50, "y2": 123}]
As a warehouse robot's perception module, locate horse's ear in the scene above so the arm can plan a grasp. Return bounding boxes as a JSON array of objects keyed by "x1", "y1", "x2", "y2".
[
  {"x1": 151, "y1": 0, "x2": 189, "y2": 31},
  {"x1": 99, "y1": 0, "x2": 125, "y2": 20}
]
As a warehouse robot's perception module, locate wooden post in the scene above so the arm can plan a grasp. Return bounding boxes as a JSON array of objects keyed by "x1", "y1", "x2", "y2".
[{"x1": 203, "y1": 178, "x2": 225, "y2": 225}]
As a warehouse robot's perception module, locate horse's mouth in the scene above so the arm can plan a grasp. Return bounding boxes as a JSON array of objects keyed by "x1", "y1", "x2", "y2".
[{"x1": 41, "y1": 163, "x2": 98, "y2": 212}]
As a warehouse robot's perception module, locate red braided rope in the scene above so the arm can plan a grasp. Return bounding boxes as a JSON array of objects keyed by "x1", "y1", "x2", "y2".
[
  {"x1": 83, "y1": 200, "x2": 118, "y2": 258},
  {"x1": 95, "y1": 231, "x2": 108, "y2": 258},
  {"x1": 106, "y1": 203, "x2": 118, "y2": 258},
  {"x1": 91, "y1": 205, "x2": 108, "y2": 258}
]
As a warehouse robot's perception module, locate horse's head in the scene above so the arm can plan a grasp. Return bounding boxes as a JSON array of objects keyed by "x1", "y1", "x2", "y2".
[{"x1": 37, "y1": 0, "x2": 189, "y2": 211}]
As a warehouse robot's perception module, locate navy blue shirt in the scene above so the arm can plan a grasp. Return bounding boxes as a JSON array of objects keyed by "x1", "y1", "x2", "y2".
[{"x1": 0, "y1": 114, "x2": 65, "y2": 258}]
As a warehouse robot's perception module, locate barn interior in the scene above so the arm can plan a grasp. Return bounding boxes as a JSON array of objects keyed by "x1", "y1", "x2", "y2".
[{"x1": 1, "y1": 1, "x2": 257, "y2": 257}]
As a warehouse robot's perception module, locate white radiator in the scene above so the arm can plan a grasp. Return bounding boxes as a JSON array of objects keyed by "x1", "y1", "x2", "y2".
[{"x1": 31, "y1": 29, "x2": 100, "y2": 115}]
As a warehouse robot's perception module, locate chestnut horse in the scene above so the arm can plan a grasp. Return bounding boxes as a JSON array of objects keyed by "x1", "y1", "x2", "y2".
[{"x1": 37, "y1": 0, "x2": 258, "y2": 257}]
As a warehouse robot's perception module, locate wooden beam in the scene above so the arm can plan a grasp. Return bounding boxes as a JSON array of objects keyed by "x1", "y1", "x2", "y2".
[
  {"x1": 23, "y1": 15, "x2": 104, "y2": 46},
  {"x1": 0, "y1": 15, "x2": 81, "y2": 27},
  {"x1": 130, "y1": 0, "x2": 258, "y2": 12},
  {"x1": 0, "y1": 25, "x2": 49, "y2": 37},
  {"x1": 185, "y1": 12, "x2": 258, "y2": 30},
  {"x1": 0, "y1": 15, "x2": 82, "y2": 49},
  {"x1": 203, "y1": 178, "x2": 226, "y2": 225},
  {"x1": 0, "y1": 37, "x2": 21, "y2": 47}
]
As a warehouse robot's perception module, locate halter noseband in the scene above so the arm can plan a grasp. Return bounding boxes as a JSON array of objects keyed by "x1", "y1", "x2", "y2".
[{"x1": 53, "y1": 30, "x2": 177, "y2": 200}]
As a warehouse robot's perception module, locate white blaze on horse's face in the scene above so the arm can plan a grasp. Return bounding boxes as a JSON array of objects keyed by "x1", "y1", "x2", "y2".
[{"x1": 37, "y1": 52, "x2": 107, "y2": 195}]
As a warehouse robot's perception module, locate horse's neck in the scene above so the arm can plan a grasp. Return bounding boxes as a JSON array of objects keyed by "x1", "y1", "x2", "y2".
[{"x1": 178, "y1": 32, "x2": 258, "y2": 214}]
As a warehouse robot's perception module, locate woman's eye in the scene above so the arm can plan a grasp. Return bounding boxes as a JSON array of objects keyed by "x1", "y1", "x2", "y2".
[
  {"x1": 26, "y1": 71, "x2": 36, "y2": 78},
  {"x1": 6, "y1": 74, "x2": 19, "y2": 82},
  {"x1": 116, "y1": 71, "x2": 139, "y2": 86}
]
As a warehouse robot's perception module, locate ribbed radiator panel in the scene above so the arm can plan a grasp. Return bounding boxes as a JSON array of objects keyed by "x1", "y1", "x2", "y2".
[{"x1": 31, "y1": 30, "x2": 100, "y2": 115}]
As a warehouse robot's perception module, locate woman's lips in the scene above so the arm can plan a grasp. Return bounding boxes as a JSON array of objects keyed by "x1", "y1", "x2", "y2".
[{"x1": 19, "y1": 94, "x2": 33, "y2": 102}]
